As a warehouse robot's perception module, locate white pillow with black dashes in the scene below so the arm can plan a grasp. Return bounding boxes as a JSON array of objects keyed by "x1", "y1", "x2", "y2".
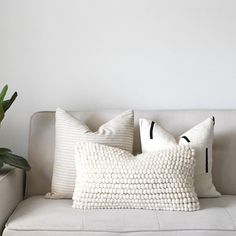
[{"x1": 139, "y1": 117, "x2": 221, "y2": 198}]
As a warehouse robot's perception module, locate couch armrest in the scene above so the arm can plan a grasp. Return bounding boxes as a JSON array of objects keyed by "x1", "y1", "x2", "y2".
[{"x1": 0, "y1": 167, "x2": 24, "y2": 234}]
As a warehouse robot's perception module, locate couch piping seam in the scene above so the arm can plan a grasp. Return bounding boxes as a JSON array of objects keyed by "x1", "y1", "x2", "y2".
[
  {"x1": 155, "y1": 211, "x2": 160, "y2": 229},
  {"x1": 5, "y1": 228, "x2": 236, "y2": 232},
  {"x1": 224, "y1": 207, "x2": 236, "y2": 230}
]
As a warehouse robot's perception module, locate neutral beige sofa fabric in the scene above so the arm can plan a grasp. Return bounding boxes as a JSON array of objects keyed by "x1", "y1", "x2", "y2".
[{"x1": 3, "y1": 110, "x2": 236, "y2": 235}]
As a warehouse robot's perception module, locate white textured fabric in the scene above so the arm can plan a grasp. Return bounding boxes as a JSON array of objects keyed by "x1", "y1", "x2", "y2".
[
  {"x1": 139, "y1": 117, "x2": 221, "y2": 198},
  {"x1": 47, "y1": 108, "x2": 134, "y2": 199},
  {"x1": 73, "y1": 142, "x2": 199, "y2": 211}
]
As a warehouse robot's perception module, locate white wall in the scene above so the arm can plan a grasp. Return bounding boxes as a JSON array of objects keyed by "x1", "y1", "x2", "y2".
[{"x1": 0, "y1": 0, "x2": 236, "y2": 156}]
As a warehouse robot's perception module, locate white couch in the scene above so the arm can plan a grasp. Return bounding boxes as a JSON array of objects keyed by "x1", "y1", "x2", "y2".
[{"x1": 2, "y1": 110, "x2": 236, "y2": 236}]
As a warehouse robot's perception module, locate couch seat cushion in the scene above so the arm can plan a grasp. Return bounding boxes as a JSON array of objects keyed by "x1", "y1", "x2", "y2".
[{"x1": 3, "y1": 195, "x2": 236, "y2": 236}]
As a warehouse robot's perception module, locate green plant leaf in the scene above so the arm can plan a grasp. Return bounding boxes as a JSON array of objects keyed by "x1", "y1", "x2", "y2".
[
  {"x1": 0, "y1": 160, "x2": 3, "y2": 169},
  {"x1": 0, "y1": 152, "x2": 31, "y2": 171},
  {"x1": 0, "y1": 105, "x2": 4, "y2": 124},
  {"x1": 0, "y1": 148, "x2": 12, "y2": 154},
  {"x1": 2, "y1": 92, "x2": 18, "y2": 112},
  {"x1": 0, "y1": 85, "x2": 8, "y2": 103}
]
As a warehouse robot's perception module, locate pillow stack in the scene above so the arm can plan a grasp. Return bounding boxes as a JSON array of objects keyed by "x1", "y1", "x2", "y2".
[{"x1": 47, "y1": 108, "x2": 221, "y2": 211}]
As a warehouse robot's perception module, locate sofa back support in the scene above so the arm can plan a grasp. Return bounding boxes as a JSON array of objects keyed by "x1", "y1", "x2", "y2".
[{"x1": 26, "y1": 110, "x2": 236, "y2": 197}]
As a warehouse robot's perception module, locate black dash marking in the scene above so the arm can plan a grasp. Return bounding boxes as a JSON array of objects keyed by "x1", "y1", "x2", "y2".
[
  {"x1": 181, "y1": 136, "x2": 190, "y2": 143},
  {"x1": 206, "y1": 148, "x2": 208, "y2": 173},
  {"x1": 150, "y1": 121, "x2": 155, "y2": 139},
  {"x1": 212, "y1": 116, "x2": 215, "y2": 125}
]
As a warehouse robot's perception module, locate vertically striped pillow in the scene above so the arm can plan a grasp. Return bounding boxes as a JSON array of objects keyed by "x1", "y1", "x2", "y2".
[{"x1": 46, "y1": 108, "x2": 134, "y2": 199}]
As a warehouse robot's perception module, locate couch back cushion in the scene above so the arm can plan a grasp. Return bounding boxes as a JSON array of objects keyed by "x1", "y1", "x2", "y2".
[{"x1": 26, "y1": 110, "x2": 236, "y2": 196}]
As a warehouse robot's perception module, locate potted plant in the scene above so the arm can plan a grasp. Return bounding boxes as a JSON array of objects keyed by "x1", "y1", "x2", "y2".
[{"x1": 0, "y1": 85, "x2": 30, "y2": 170}]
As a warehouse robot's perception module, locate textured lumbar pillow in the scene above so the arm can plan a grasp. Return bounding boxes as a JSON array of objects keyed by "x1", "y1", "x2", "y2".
[
  {"x1": 46, "y1": 108, "x2": 134, "y2": 198},
  {"x1": 139, "y1": 117, "x2": 221, "y2": 198},
  {"x1": 73, "y1": 142, "x2": 199, "y2": 211}
]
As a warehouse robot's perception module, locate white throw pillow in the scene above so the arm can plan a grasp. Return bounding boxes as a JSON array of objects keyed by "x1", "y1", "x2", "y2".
[
  {"x1": 46, "y1": 108, "x2": 134, "y2": 199},
  {"x1": 139, "y1": 117, "x2": 221, "y2": 198},
  {"x1": 73, "y1": 142, "x2": 199, "y2": 211}
]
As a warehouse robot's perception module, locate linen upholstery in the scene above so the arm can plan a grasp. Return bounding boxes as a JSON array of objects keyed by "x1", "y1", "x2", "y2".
[
  {"x1": 0, "y1": 167, "x2": 24, "y2": 234},
  {"x1": 3, "y1": 195, "x2": 236, "y2": 236},
  {"x1": 26, "y1": 110, "x2": 236, "y2": 197}
]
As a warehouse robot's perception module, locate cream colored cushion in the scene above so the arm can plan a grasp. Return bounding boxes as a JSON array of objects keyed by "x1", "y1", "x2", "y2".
[
  {"x1": 139, "y1": 117, "x2": 221, "y2": 198},
  {"x1": 73, "y1": 142, "x2": 199, "y2": 211},
  {"x1": 4, "y1": 195, "x2": 236, "y2": 236},
  {"x1": 47, "y1": 108, "x2": 134, "y2": 199}
]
